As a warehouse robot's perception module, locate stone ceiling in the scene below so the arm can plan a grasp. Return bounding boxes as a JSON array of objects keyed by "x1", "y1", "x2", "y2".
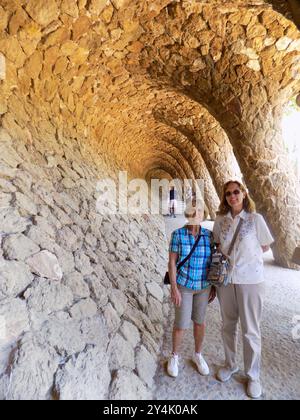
[{"x1": 0, "y1": 0, "x2": 299, "y2": 180}]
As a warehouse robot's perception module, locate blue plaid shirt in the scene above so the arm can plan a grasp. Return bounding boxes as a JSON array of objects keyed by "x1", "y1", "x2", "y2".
[{"x1": 169, "y1": 226, "x2": 213, "y2": 291}]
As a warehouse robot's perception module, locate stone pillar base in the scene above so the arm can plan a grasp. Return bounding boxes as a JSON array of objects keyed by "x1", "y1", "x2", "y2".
[{"x1": 292, "y1": 247, "x2": 300, "y2": 266}]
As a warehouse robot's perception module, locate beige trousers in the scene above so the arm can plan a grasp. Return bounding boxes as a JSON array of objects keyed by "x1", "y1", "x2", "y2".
[{"x1": 217, "y1": 283, "x2": 265, "y2": 381}]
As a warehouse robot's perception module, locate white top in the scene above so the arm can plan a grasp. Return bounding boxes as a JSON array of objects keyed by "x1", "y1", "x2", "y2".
[{"x1": 213, "y1": 210, "x2": 274, "y2": 285}]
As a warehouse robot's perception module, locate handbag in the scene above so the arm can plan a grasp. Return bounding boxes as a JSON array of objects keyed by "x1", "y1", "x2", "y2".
[
  {"x1": 208, "y1": 219, "x2": 243, "y2": 287},
  {"x1": 164, "y1": 232, "x2": 202, "y2": 285}
]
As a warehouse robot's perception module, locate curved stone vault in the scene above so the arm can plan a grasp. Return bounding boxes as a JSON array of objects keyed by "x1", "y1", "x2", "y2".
[{"x1": 0, "y1": 0, "x2": 300, "y2": 400}]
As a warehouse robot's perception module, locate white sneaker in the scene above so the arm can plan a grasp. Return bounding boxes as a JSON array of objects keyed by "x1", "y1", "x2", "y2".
[
  {"x1": 217, "y1": 366, "x2": 239, "y2": 382},
  {"x1": 247, "y1": 380, "x2": 262, "y2": 399},
  {"x1": 193, "y1": 353, "x2": 210, "y2": 376},
  {"x1": 167, "y1": 354, "x2": 179, "y2": 378}
]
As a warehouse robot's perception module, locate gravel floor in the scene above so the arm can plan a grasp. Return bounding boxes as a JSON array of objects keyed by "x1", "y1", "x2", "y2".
[{"x1": 154, "y1": 214, "x2": 300, "y2": 401}]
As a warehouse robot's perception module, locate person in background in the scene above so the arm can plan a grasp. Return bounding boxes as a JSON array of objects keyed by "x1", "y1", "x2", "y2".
[{"x1": 169, "y1": 187, "x2": 177, "y2": 218}]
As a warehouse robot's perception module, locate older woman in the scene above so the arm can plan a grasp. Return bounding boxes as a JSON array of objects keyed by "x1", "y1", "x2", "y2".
[
  {"x1": 167, "y1": 200, "x2": 216, "y2": 378},
  {"x1": 213, "y1": 181, "x2": 274, "y2": 399}
]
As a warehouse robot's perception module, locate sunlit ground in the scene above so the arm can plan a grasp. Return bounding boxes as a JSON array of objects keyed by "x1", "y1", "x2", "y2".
[{"x1": 282, "y1": 97, "x2": 300, "y2": 179}]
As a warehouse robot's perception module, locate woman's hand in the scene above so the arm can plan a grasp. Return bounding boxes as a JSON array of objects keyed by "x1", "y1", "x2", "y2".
[
  {"x1": 208, "y1": 286, "x2": 217, "y2": 304},
  {"x1": 262, "y1": 245, "x2": 270, "y2": 253},
  {"x1": 171, "y1": 285, "x2": 182, "y2": 307}
]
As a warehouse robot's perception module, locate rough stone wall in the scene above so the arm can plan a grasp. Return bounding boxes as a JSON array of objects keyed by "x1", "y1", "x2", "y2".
[{"x1": 0, "y1": 126, "x2": 168, "y2": 400}]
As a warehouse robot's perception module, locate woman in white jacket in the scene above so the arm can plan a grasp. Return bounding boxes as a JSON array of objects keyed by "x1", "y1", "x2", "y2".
[{"x1": 213, "y1": 180, "x2": 274, "y2": 399}]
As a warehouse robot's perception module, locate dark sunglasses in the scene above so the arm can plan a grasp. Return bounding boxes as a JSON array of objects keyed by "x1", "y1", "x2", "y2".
[{"x1": 225, "y1": 190, "x2": 241, "y2": 198}]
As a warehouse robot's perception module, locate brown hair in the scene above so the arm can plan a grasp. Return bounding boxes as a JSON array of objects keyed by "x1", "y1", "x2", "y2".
[{"x1": 218, "y1": 180, "x2": 256, "y2": 215}]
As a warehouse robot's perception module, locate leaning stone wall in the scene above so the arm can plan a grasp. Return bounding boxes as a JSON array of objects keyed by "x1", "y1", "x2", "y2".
[{"x1": 0, "y1": 126, "x2": 168, "y2": 400}]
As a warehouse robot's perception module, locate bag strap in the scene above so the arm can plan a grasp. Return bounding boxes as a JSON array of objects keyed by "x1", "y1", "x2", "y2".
[
  {"x1": 177, "y1": 231, "x2": 203, "y2": 272},
  {"x1": 227, "y1": 219, "x2": 243, "y2": 256}
]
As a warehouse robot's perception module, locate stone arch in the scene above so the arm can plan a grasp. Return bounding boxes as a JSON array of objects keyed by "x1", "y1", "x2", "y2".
[
  {"x1": 145, "y1": 168, "x2": 173, "y2": 182},
  {"x1": 152, "y1": 98, "x2": 242, "y2": 197},
  {"x1": 83, "y1": 86, "x2": 221, "y2": 216},
  {"x1": 0, "y1": 2, "x2": 299, "y2": 267},
  {"x1": 108, "y1": 103, "x2": 221, "y2": 217},
  {"x1": 138, "y1": 0, "x2": 300, "y2": 268},
  {"x1": 127, "y1": 136, "x2": 196, "y2": 180},
  {"x1": 146, "y1": 156, "x2": 187, "y2": 182},
  {"x1": 156, "y1": 134, "x2": 220, "y2": 218},
  {"x1": 146, "y1": 163, "x2": 179, "y2": 182}
]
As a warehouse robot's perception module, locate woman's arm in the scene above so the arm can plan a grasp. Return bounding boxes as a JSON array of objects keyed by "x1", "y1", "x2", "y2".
[
  {"x1": 255, "y1": 214, "x2": 274, "y2": 253},
  {"x1": 169, "y1": 252, "x2": 182, "y2": 307}
]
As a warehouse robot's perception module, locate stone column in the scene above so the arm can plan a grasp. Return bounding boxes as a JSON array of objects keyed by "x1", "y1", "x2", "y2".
[
  {"x1": 225, "y1": 110, "x2": 300, "y2": 269},
  {"x1": 194, "y1": 123, "x2": 242, "y2": 197},
  {"x1": 189, "y1": 151, "x2": 219, "y2": 220}
]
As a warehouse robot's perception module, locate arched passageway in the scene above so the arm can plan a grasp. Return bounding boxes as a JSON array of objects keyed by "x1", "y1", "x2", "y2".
[
  {"x1": 0, "y1": 0, "x2": 299, "y2": 400},
  {"x1": 139, "y1": 1, "x2": 300, "y2": 268}
]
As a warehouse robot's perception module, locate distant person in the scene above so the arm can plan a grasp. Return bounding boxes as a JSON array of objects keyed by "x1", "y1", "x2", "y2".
[{"x1": 169, "y1": 187, "x2": 177, "y2": 218}]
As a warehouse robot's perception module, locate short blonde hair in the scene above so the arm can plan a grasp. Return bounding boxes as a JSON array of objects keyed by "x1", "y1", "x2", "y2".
[{"x1": 184, "y1": 199, "x2": 209, "y2": 220}]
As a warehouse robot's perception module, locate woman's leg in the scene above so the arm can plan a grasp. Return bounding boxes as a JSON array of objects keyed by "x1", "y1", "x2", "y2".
[
  {"x1": 173, "y1": 286, "x2": 193, "y2": 354},
  {"x1": 194, "y1": 322, "x2": 205, "y2": 354},
  {"x1": 168, "y1": 327, "x2": 184, "y2": 378},
  {"x1": 191, "y1": 288, "x2": 210, "y2": 375},
  {"x1": 192, "y1": 288, "x2": 210, "y2": 353},
  {"x1": 167, "y1": 288, "x2": 192, "y2": 377},
  {"x1": 172, "y1": 328, "x2": 185, "y2": 355},
  {"x1": 217, "y1": 285, "x2": 239, "y2": 370},
  {"x1": 236, "y1": 283, "x2": 265, "y2": 382}
]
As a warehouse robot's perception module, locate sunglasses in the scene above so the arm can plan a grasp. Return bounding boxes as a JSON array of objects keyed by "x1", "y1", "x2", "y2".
[{"x1": 225, "y1": 190, "x2": 241, "y2": 198}]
